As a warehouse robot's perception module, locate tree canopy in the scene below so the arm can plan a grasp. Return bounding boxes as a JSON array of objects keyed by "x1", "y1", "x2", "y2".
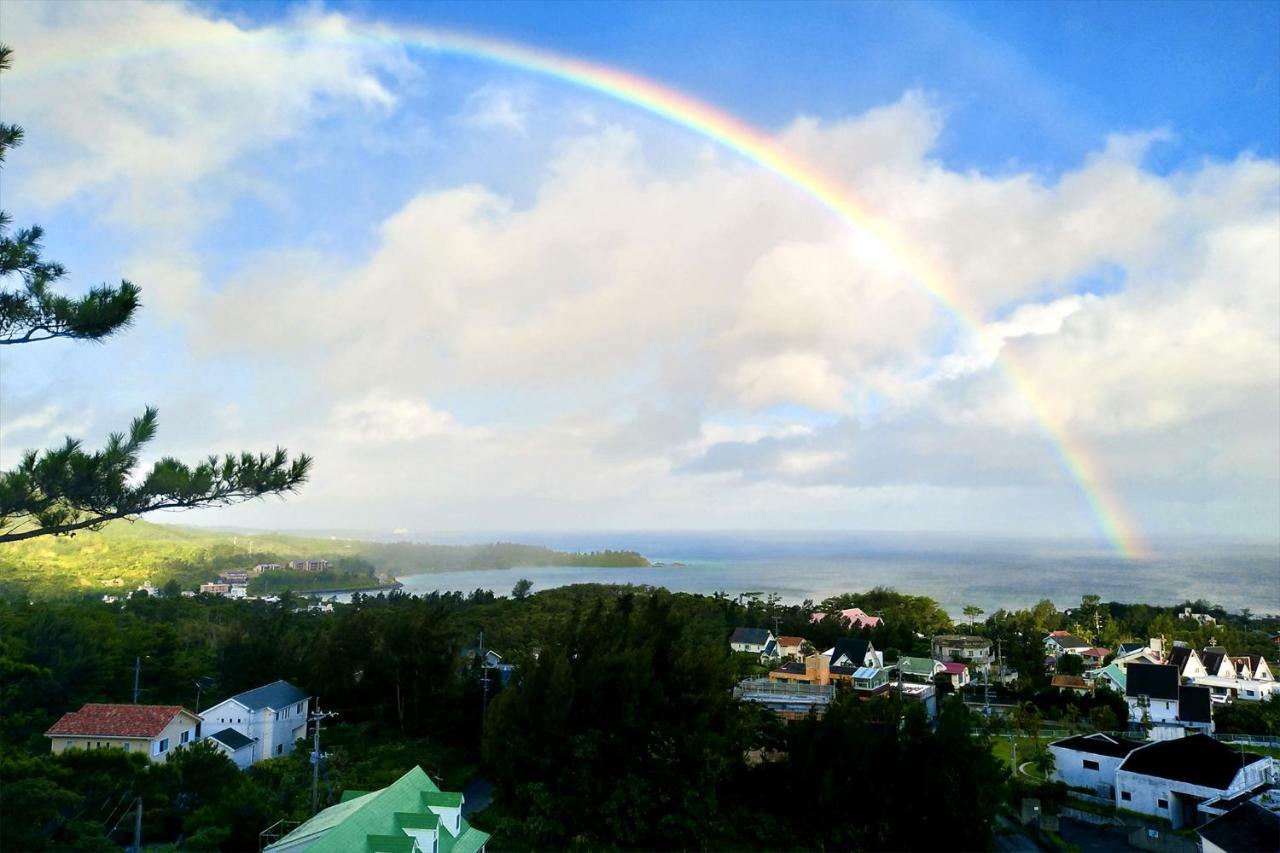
[{"x1": 0, "y1": 46, "x2": 309, "y2": 543}]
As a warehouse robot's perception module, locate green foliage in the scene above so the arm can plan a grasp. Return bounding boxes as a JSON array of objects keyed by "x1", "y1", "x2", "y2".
[
  {"x1": 246, "y1": 565, "x2": 384, "y2": 595},
  {"x1": 1214, "y1": 695, "x2": 1280, "y2": 735},
  {"x1": 1056, "y1": 653, "x2": 1085, "y2": 676}
]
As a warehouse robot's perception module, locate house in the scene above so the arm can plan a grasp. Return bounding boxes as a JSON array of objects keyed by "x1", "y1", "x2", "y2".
[
  {"x1": 1179, "y1": 606, "x2": 1216, "y2": 625},
  {"x1": 1200, "y1": 648, "x2": 1236, "y2": 679},
  {"x1": 45, "y1": 704, "x2": 201, "y2": 763},
  {"x1": 263, "y1": 765, "x2": 488, "y2": 853},
  {"x1": 1114, "y1": 734, "x2": 1272, "y2": 829},
  {"x1": 896, "y1": 656, "x2": 944, "y2": 684},
  {"x1": 810, "y1": 607, "x2": 883, "y2": 630},
  {"x1": 730, "y1": 627, "x2": 775, "y2": 656},
  {"x1": 768, "y1": 661, "x2": 812, "y2": 684},
  {"x1": 1113, "y1": 643, "x2": 1163, "y2": 667},
  {"x1": 207, "y1": 727, "x2": 256, "y2": 769},
  {"x1": 1051, "y1": 674, "x2": 1095, "y2": 696},
  {"x1": 1080, "y1": 647, "x2": 1110, "y2": 669},
  {"x1": 1044, "y1": 631, "x2": 1092, "y2": 657},
  {"x1": 1230, "y1": 655, "x2": 1274, "y2": 682},
  {"x1": 1126, "y1": 663, "x2": 1182, "y2": 726},
  {"x1": 1166, "y1": 646, "x2": 1208, "y2": 680},
  {"x1": 1178, "y1": 685, "x2": 1213, "y2": 734},
  {"x1": 201, "y1": 680, "x2": 309, "y2": 764},
  {"x1": 776, "y1": 636, "x2": 806, "y2": 660},
  {"x1": 828, "y1": 637, "x2": 881, "y2": 670},
  {"x1": 1093, "y1": 662, "x2": 1127, "y2": 694},
  {"x1": 460, "y1": 648, "x2": 517, "y2": 687},
  {"x1": 940, "y1": 661, "x2": 970, "y2": 689},
  {"x1": 931, "y1": 635, "x2": 992, "y2": 668},
  {"x1": 1198, "y1": 801, "x2": 1280, "y2": 853},
  {"x1": 1048, "y1": 733, "x2": 1147, "y2": 798}
]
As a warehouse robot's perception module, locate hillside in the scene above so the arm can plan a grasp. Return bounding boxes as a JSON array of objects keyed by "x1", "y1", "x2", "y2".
[{"x1": 0, "y1": 520, "x2": 649, "y2": 597}]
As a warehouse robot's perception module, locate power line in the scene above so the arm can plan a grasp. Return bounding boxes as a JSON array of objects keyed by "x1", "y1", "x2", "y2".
[{"x1": 309, "y1": 701, "x2": 338, "y2": 816}]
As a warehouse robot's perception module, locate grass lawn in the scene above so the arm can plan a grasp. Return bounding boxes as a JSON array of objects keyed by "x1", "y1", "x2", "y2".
[{"x1": 991, "y1": 736, "x2": 1049, "y2": 776}]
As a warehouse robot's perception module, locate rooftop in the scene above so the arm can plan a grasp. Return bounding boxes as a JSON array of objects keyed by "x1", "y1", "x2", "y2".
[
  {"x1": 932, "y1": 635, "x2": 990, "y2": 648},
  {"x1": 224, "y1": 680, "x2": 308, "y2": 712},
  {"x1": 1198, "y1": 801, "x2": 1280, "y2": 852},
  {"x1": 208, "y1": 727, "x2": 255, "y2": 750},
  {"x1": 1050, "y1": 733, "x2": 1147, "y2": 759},
  {"x1": 1126, "y1": 663, "x2": 1180, "y2": 702},
  {"x1": 45, "y1": 704, "x2": 192, "y2": 739},
  {"x1": 730, "y1": 627, "x2": 771, "y2": 645},
  {"x1": 1119, "y1": 734, "x2": 1265, "y2": 790}
]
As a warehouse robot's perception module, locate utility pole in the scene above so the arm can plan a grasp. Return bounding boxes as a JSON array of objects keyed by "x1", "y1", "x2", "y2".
[
  {"x1": 309, "y1": 702, "x2": 337, "y2": 816},
  {"x1": 131, "y1": 797, "x2": 142, "y2": 853},
  {"x1": 478, "y1": 631, "x2": 490, "y2": 719},
  {"x1": 132, "y1": 656, "x2": 142, "y2": 704}
]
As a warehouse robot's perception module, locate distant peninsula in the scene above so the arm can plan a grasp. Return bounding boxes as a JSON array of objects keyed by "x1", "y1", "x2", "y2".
[{"x1": 0, "y1": 520, "x2": 649, "y2": 598}]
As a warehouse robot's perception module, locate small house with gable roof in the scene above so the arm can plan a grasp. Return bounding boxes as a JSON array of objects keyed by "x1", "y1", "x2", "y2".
[{"x1": 45, "y1": 704, "x2": 201, "y2": 762}]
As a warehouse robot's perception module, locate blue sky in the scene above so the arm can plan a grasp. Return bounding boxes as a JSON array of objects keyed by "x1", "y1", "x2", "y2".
[{"x1": 1, "y1": 1, "x2": 1277, "y2": 547}]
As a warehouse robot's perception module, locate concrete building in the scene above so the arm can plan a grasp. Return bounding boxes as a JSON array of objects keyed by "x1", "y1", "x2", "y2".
[
  {"x1": 1126, "y1": 663, "x2": 1181, "y2": 725},
  {"x1": 1114, "y1": 735, "x2": 1273, "y2": 829},
  {"x1": 931, "y1": 635, "x2": 992, "y2": 669},
  {"x1": 1048, "y1": 733, "x2": 1147, "y2": 799},
  {"x1": 45, "y1": 704, "x2": 201, "y2": 763},
  {"x1": 201, "y1": 680, "x2": 309, "y2": 764}
]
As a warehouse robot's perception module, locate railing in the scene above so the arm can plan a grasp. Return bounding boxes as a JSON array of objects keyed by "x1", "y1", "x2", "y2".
[{"x1": 259, "y1": 819, "x2": 300, "y2": 852}]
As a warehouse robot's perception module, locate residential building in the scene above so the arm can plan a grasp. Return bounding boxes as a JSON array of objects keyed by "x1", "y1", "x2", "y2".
[
  {"x1": 253, "y1": 563, "x2": 283, "y2": 573},
  {"x1": 776, "y1": 635, "x2": 806, "y2": 660},
  {"x1": 207, "y1": 727, "x2": 256, "y2": 769},
  {"x1": 201, "y1": 680, "x2": 309, "y2": 764},
  {"x1": 263, "y1": 765, "x2": 488, "y2": 853},
  {"x1": 218, "y1": 570, "x2": 250, "y2": 585},
  {"x1": 45, "y1": 704, "x2": 201, "y2": 763},
  {"x1": 736, "y1": 678, "x2": 835, "y2": 720},
  {"x1": 1114, "y1": 642, "x2": 1163, "y2": 667},
  {"x1": 1093, "y1": 662, "x2": 1127, "y2": 694},
  {"x1": 940, "y1": 661, "x2": 970, "y2": 689},
  {"x1": 729, "y1": 627, "x2": 775, "y2": 656},
  {"x1": 1230, "y1": 655, "x2": 1274, "y2": 682},
  {"x1": 199, "y1": 582, "x2": 231, "y2": 596},
  {"x1": 1114, "y1": 734, "x2": 1272, "y2": 829},
  {"x1": 288, "y1": 559, "x2": 332, "y2": 572},
  {"x1": 768, "y1": 638, "x2": 881, "y2": 687},
  {"x1": 1049, "y1": 733, "x2": 1147, "y2": 799},
  {"x1": 1167, "y1": 645, "x2": 1209, "y2": 680},
  {"x1": 1198, "y1": 800, "x2": 1280, "y2": 853},
  {"x1": 1201, "y1": 648, "x2": 1236, "y2": 680},
  {"x1": 931, "y1": 635, "x2": 992, "y2": 668},
  {"x1": 828, "y1": 637, "x2": 881, "y2": 670},
  {"x1": 1044, "y1": 631, "x2": 1091, "y2": 657},
  {"x1": 810, "y1": 607, "x2": 883, "y2": 629},
  {"x1": 1079, "y1": 647, "x2": 1110, "y2": 669},
  {"x1": 1179, "y1": 606, "x2": 1216, "y2": 625},
  {"x1": 1127, "y1": 663, "x2": 1182, "y2": 726},
  {"x1": 1051, "y1": 675, "x2": 1095, "y2": 696},
  {"x1": 895, "y1": 656, "x2": 944, "y2": 684}
]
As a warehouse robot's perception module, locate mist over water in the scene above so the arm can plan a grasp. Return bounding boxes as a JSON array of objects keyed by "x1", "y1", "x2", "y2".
[{"x1": 392, "y1": 532, "x2": 1280, "y2": 617}]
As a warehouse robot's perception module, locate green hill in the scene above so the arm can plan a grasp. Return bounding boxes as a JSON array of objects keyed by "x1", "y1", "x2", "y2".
[{"x1": 0, "y1": 520, "x2": 648, "y2": 597}]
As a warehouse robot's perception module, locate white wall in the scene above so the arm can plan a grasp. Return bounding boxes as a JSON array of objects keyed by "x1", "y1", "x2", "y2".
[
  {"x1": 1049, "y1": 746, "x2": 1127, "y2": 797},
  {"x1": 1115, "y1": 758, "x2": 1274, "y2": 828},
  {"x1": 202, "y1": 697, "x2": 310, "y2": 764},
  {"x1": 1127, "y1": 696, "x2": 1179, "y2": 724}
]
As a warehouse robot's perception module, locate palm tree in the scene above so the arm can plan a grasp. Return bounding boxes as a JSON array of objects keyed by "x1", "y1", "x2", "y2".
[{"x1": 963, "y1": 604, "x2": 984, "y2": 632}]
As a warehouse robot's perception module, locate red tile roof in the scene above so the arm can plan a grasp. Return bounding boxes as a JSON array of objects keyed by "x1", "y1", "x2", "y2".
[
  {"x1": 777, "y1": 636, "x2": 806, "y2": 646},
  {"x1": 940, "y1": 661, "x2": 968, "y2": 675},
  {"x1": 45, "y1": 704, "x2": 192, "y2": 738},
  {"x1": 1082, "y1": 647, "x2": 1111, "y2": 657}
]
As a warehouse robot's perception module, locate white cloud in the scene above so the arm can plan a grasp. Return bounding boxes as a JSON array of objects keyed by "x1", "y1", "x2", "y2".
[{"x1": 458, "y1": 84, "x2": 531, "y2": 133}]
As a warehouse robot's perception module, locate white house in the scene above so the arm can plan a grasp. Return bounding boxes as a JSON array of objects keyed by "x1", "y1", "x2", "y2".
[
  {"x1": 1231, "y1": 655, "x2": 1274, "y2": 682},
  {"x1": 1167, "y1": 646, "x2": 1209, "y2": 680},
  {"x1": 1200, "y1": 649, "x2": 1236, "y2": 680},
  {"x1": 730, "y1": 627, "x2": 777, "y2": 658},
  {"x1": 1114, "y1": 734, "x2": 1273, "y2": 829},
  {"x1": 1049, "y1": 733, "x2": 1147, "y2": 799},
  {"x1": 1044, "y1": 631, "x2": 1092, "y2": 657},
  {"x1": 1126, "y1": 663, "x2": 1182, "y2": 725},
  {"x1": 206, "y1": 727, "x2": 256, "y2": 769},
  {"x1": 201, "y1": 680, "x2": 309, "y2": 765}
]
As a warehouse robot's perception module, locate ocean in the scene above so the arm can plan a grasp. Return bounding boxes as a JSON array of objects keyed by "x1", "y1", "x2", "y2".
[{"x1": 390, "y1": 531, "x2": 1280, "y2": 618}]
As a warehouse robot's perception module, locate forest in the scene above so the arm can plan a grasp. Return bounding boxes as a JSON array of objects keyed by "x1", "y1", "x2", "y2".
[
  {"x1": 1, "y1": 581, "x2": 1275, "y2": 850},
  {"x1": 0, "y1": 520, "x2": 648, "y2": 598}
]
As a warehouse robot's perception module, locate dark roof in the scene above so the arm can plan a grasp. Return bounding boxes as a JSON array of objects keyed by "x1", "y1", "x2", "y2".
[
  {"x1": 829, "y1": 665, "x2": 857, "y2": 676},
  {"x1": 731, "y1": 627, "x2": 771, "y2": 646},
  {"x1": 1167, "y1": 646, "x2": 1193, "y2": 672},
  {"x1": 831, "y1": 638, "x2": 871, "y2": 668},
  {"x1": 773, "y1": 662, "x2": 807, "y2": 675},
  {"x1": 1179, "y1": 686, "x2": 1213, "y2": 724},
  {"x1": 227, "y1": 680, "x2": 308, "y2": 711},
  {"x1": 1197, "y1": 802, "x2": 1280, "y2": 853},
  {"x1": 1119, "y1": 734, "x2": 1265, "y2": 789},
  {"x1": 1117, "y1": 642, "x2": 1146, "y2": 655},
  {"x1": 1202, "y1": 650, "x2": 1228, "y2": 674},
  {"x1": 1126, "y1": 663, "x2": 1180, "y2": 701},
  {"x1": 46, "y1": 704, "x2": 191, "y2": 738},
  {"x1": 1050, "y1": 733, "x2": 1147, "y2": 759},
  {"x1": 208, "y1": 727, "x2": 255, "y2": 750}
]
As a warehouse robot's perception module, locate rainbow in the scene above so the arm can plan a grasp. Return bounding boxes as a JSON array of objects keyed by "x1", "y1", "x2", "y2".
[{"x1": 12, "y1": 20, "x2": 1150, "y2": 558}]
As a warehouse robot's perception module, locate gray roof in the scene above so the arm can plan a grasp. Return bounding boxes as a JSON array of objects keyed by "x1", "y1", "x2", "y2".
[
  {"x1": 731, "y1": 627, "x2": 771, "y2": 645},
  {"x1": 208, "y1": 727, "x2": 255, "y2": 750},
  {"x1": 228, "y1": 680, "x2": 309, "y2": 711}
]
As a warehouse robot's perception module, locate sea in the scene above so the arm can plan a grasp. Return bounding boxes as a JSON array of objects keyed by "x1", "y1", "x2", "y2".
[{"x1": 383, "y1": 531, "x2": 1280, "y2": 619}]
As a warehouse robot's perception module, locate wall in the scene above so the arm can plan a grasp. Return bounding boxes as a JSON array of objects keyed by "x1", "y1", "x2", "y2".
[
  {"x1": 50, "y1": 735, "x2": 149, "y2": 757},
  {"x1": 1049, "y1": 746, "x2": 1128, "y2": 797},
  {"x1": 1115, "y1": 759, "x2": 1273, "y2": 829},
  {"x1": 1127, "y1": 696, "x2": 1178, "y2": 724}
]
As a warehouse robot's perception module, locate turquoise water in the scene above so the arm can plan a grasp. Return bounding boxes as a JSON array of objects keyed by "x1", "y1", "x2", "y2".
[{"x1": 388, "y1": 532, "x2": 1280, "y2": 617}]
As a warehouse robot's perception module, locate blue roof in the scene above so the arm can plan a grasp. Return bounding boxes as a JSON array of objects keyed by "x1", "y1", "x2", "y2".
[{"x1": 228, "y1": 680, "x2": 308, "y2": 711}]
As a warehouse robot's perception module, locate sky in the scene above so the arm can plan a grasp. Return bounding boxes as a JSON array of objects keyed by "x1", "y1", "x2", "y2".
[{"x1": 1, "y1": 1, "x2": 1277, "y2": 550}]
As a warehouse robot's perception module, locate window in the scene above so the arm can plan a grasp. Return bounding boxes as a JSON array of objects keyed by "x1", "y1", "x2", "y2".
[
  {"x1": 65, "y1": 740, "x2": 73, "y2": 748},
  {"x1": 276, "y1": 744, "x2": 283, "y2": 755},
  {"x1": 1157, "y1": 799, "x2": 1168, "y2": 809},
  {"x1": 181, "y1": 730, "x2": 190, "y2": 744},
  {"x1": 122, "y1": 742, "x2": 130, "y2": 752},
  {"x1": 297, "y1": 702, "x2": 303, "y2": 714},
  {"x1": 155, "y1": 738, "x2": 169, "y2": 755},
  {"x1": 1082, "y1": 759, "x2": 1100, "y2": 771},
  {"x1": 1121, "y1": 791, "x2": 1131, "y2": 801}
]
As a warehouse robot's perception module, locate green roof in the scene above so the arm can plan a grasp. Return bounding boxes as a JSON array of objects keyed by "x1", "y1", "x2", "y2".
[
  {"x1": 896, "y1": 656, "x2": 939, "y2": 676},
  {"x1": 1097, "y1": 663, "x2": 1126, "y2": 691},
  {"x1": 264, "y1": 766, "x2": 490, "y2": 853},
  {"x1": 341, "y1": 790, "x2": 372, "y2": 803}
]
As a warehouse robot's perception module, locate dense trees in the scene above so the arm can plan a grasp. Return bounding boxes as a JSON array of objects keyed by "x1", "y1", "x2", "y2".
[{"x1": 0, "y1": 46, "x2": 309, "y2": 544}]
